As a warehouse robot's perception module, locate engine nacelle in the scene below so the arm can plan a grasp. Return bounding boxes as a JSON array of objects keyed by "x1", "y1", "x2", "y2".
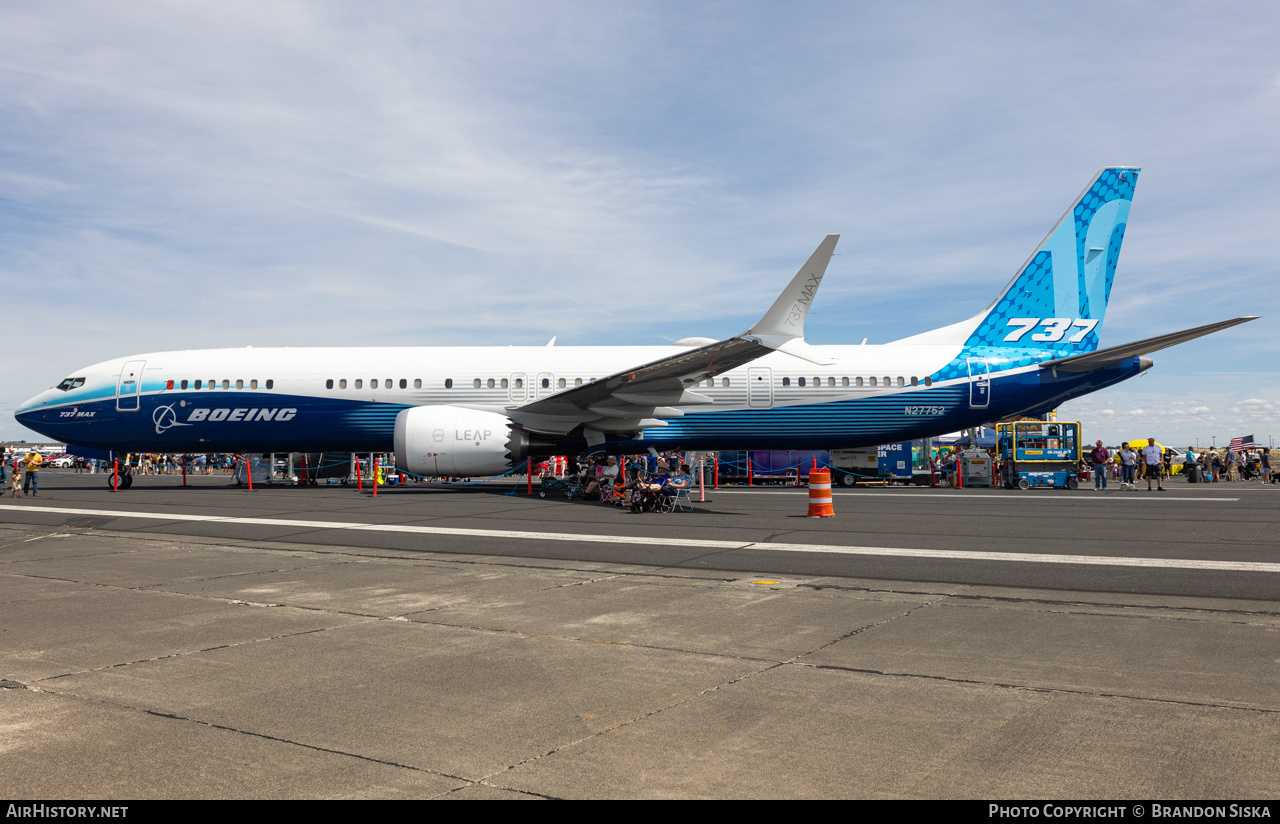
[{"x1": 394, "y1": 406, "x2": 518, "y2": 477}]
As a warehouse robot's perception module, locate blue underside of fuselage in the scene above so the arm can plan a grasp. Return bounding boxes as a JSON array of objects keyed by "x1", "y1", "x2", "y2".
[{"x1": 17, "y1": 360, "x2": 1144, "y2": 455}]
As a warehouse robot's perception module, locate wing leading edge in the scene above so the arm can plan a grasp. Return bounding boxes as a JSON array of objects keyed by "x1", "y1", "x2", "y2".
[{"x1": 509, "y1": 235, "x2": 840, "y2": 441}]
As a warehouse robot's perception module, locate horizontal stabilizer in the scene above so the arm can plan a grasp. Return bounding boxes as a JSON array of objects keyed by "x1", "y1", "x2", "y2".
[{"x1": 1040, "y1": 317, "x2": 1257, "y2": 373}]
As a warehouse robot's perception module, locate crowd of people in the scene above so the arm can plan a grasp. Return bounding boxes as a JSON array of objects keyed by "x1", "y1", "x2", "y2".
[
  {"x1": 1094, "y1": 441, "x2": 1273, "y2": 490},
  {"x1": 571, "y1": 453, "x2": 695, "y2": 512}
]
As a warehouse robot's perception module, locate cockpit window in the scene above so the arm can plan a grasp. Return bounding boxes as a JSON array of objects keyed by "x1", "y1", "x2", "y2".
[{"x1": 56, "y1": 377, "x2": 86, "y2": 391}]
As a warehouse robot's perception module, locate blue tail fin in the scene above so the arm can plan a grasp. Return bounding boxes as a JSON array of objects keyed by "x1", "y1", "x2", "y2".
[{"x1": 964, "y1": 167, "x2": 1138, "y2": 354}]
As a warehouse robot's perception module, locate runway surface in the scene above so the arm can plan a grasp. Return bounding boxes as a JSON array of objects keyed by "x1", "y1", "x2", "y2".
[{"x1": 2, "y1": 470, "x2": 1278, "y2": 798}]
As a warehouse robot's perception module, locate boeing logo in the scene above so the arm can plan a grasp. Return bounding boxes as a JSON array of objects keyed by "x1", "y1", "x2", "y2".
[{"x1": 153, "y1": 404, "x2": 193, "y2": 435}]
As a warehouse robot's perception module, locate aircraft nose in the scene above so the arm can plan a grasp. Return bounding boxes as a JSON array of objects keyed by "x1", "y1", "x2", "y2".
[{"x1": 15, "y1": 390, "x2": 53, "y2": 427}]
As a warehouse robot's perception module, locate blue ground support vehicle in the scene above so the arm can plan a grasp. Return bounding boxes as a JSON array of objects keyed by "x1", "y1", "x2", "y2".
[{"x1": 997, "y1": 421, "x2": 1082, "y2": 490}]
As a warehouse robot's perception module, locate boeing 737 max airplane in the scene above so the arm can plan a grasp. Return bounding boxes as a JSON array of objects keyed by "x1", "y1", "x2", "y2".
[{"x1": 16, "y1": 167, "x2": 1255, "y2": 478}]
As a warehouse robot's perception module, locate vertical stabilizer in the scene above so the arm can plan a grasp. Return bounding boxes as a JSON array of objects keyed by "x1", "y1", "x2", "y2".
[{"x1": 963, "y1": 167, "x2": 1139, "y2": 354}]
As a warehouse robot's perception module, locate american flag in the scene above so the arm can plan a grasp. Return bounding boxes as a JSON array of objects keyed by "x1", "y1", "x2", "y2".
[{"x1": 1229, "y1": 435, "x2": 1255, "y2": 452}]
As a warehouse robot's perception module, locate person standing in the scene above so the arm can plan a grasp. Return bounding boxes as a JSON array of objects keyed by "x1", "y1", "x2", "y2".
[
  {"x1": 1090, "y1": 440, "x2": 1110, "y2": 490},
  {"x1": 21, "y1": 450, "x2": 43, "y2": 496},
  {"x1": 1262, "y1": 449, "x2": 1273, "y2": 485},
  {"x1": 1141, "y1": 438, "x2": 1164, "y2": 491},
  {"x1": 1119, "y1": 443, "x2": 1137, "y2": 489}
]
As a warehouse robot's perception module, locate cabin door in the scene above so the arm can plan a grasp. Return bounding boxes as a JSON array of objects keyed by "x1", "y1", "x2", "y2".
[
  {"x1": 748, "y1": 368, "x2": 773, "y2": 409},
  {"x1": 116, "y1": 360, "x2": 146, "y2": 411},
  {"x1": 967, "y1": 358, "x2": 991, "y2": 409}
]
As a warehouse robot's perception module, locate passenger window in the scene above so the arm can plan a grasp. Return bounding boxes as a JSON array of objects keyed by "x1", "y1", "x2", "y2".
[
  {"x1": 194, "y1": 380, "x2": 202, "y2": 389},
  {"x1": 869, "y1": 377, "x2": 877, "y2": 387},
  {"x1": 722, "y1": 378, "x2": 730, "y2": 388},
  {"x1": 487, "y1": 378, "x2": 495, "y2": 389},
  {"x1": 910, "y1": 377, "x2": 919, "y2": 386},
  {"x1": 501, "y1": 378, "x2": 509, "y2": 389},
  {"x1": 883, "y1": 376, "x2": 891, "y2": 386},
  {"x1": 250, "y1": 379, "x2": 258, "y2": 390},
  {"x1": 827, "y1": 377, "x2": 835, "y2": 387},
  {"x1": 856, "y1": 377, "x2": 863, "y2": 387},
  {"x1": 355, "y1": 379, "x2": 363, "y2": 389},
  {"x1": 798, "y1": 377, "x2": 806, "y2": 387},
  {"x1": 514, "y1": 378, "x2": 523, "y2": 388},
  {"x1": 473, "y1": 379, "x2": 481, "y2": 389},
  {"x1": 371, "y1": 379, "x2": 379, "y2": 389},
  {"x1": 181, "y1": 380, "x2": 189, "y2": 390},
  {"x1": 385, "y1": 378, "x2": 392, "y2": 387},
  {"x1": 841, "y1": 377, "x2": 849, "y2": 387},
  {"x1": 445, "y1": 379, "x2": 453, "y2": 389},
  {"x1": 558, "y1": 378, "x2": 566, "y2": 388},
  {"x1": 400, "y1": 379, "x2": 407, "y2": 389},
  {"x1": 235, "y1": 380, "x2": 243, "y2": 390},
  {"x1": 266, "y1": 379, "x2": 273, "y2": 390},
  {"x1": 924, "y1": 376, "x2": 933, "y2": 386},
  {"x1": 782, "y1": 377, "x2": 790, "y2": 387},
  {"x1": 326, "y1": 379, "x2": 334, "y2": 389},
  {"x1": 575, "y1": 378, "x2": 583, "y2": 386},
  {"x1": 339, "y1": 379, "x2": 347, "y2": 389},
  {"x1": 897, "y1": 377, "x2": 905, "y2": 387},
  {"x1": 705, "y1": 379, "x2": 713, "y2": 388},
  {"x1": 541, "y1": 378, "x2": 550, "y2": 389},
  {"x1": 222, "y1": 380, "x2": 230, "y2": 389},
  {"x1": 813, "y1": 377, "x2": 821, "y2": 388},
  {"x1": 414, "y1": 379, "x2": 422, "y2": 389}
]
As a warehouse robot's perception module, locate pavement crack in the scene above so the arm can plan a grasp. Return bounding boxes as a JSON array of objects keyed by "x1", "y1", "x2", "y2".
[
  {"x1": 29, "y1": 625, "x2": 355, "y2": 684},
  {"x1": 135, "y1": 707, "x2": 470, "y2": 781},
  {"x1": 473, "y1": 661, "x2": 784, "y2": 786},
  {"x1": 795, "y1": 662, "x2": 1280, "y2": 714},
  {"x1": 790, "y1": 597, "x2": 949, "y2": 664}
]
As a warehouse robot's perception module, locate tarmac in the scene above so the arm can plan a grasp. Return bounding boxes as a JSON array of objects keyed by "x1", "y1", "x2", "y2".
[{"x1": 2, "y1": 469, "x2": 1278, "y2": 799}]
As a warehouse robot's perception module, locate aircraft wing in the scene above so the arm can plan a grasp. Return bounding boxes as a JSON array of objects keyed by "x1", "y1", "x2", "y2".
[
  {"x1": 1039, "y1": 316, "x2": 1258, "y2": 373},
  {"x1": 507, "y1": 235, "x2": 840, "y2": 440}
]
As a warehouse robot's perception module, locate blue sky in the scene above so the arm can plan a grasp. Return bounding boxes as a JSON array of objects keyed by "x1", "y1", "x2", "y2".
[{"x1": 2, "y1": 2, "x2": 1277, "y2": 448}]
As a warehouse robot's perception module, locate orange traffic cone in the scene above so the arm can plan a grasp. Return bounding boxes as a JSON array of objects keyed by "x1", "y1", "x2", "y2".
[{"x1": 807, "y1": 468, "x2": 834, "y2": 517}]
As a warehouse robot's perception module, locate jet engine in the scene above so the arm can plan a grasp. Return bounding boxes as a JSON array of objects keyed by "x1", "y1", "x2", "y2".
[{"x1": 394, "y1": 405, "x2": 552, "y2": 477}]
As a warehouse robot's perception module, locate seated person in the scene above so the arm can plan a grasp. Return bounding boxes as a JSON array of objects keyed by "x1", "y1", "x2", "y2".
[
  {"x1": 640, "y1": 461, "x2": 670, "y2": 492},
  {"x1": 583, "y1": 457, "x2": 619, "y2": 500},
  {"x1": 662, "y1": 464, "x2": 693, "y2": 500}
]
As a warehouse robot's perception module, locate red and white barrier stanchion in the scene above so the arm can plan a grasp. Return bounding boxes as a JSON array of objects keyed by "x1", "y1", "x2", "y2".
[
  {"x1": 246, "y1": 455, "x2": 253, "y2": 491},
  {"x1": 714, "y1": 456, "x2": 719, "y2": 489},
  {"x1": 747, "y1": 453, "x2": 754, "y2": 486},
  {"x1": 113, "y1": 458, "x2": 119, "y2": 492},
  {"x1": 373, "y1": 456, "x2": 379, "y2": 497},
  {"x1": 807, "y1": 468, "x2": 834, "y2": 518},
  {"x1": 355, "y1": 458, "x2": 363, "y2": 492},
  {"x1": 526, "y1": 458, "x2": 532, "y2": 495}
]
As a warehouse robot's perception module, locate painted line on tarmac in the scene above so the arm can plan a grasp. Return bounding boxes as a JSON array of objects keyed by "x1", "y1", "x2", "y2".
[
  {"x1": 3, "y1": 504, "x2": 1277, "y2": 574},
  {"x1": 711, "y1": 490, "x2": 1238, "y2": 502}
]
